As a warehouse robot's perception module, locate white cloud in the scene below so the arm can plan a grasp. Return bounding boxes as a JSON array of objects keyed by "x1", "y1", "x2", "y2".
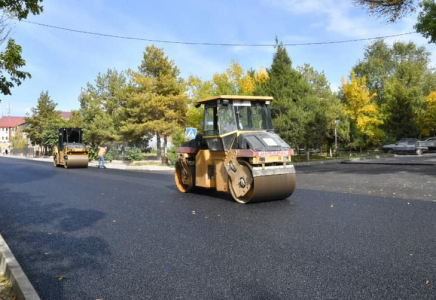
[
  {"x1": 265, "y1": 0, "x2": 350, "y2": 15},
  {"x1": 262, "y1": 0, "x2": 410, "y2": 39}
]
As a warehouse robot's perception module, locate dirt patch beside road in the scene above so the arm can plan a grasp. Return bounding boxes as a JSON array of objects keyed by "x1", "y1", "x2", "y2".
[
  {"x1": 0, "y1": 275, "x2": 15, "y2": 300},
  {"x1": 296, "y1": 158, "x2": 436, "y2": 202}
]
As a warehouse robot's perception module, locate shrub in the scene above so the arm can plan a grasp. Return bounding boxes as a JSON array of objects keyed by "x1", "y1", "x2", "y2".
[
  {"x1": 125, "y1": 147, "x2": 143, "y2": 162},
  {"x1": 166, "y1": 129, "x2": 187, "y2": 165},
  {"x1": 105, "y1": 147, "x2": 119, "y2": 162},
  {"x1": 88, "y1": 147, "x2": 98, "y2": 161}
]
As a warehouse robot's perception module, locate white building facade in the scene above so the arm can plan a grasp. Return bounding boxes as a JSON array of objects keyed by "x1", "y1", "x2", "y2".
[{"x1": 0, "y1": 116, "x2": 26, "y2": 152}]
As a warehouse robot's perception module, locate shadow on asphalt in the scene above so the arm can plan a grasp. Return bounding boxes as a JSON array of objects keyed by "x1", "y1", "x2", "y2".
[
  {"x1": 0, "y1": 158, "x2": 110, "y2": 299},
  {"x1": 165, "y1": 183, "x2": 236, "y2": 203},
  {"x1": 0, "y1": 187, "x2": 109, "y2": 299}
]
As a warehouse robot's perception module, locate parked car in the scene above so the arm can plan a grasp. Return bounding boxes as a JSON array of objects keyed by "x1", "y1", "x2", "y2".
[
  {"x1": 382, "y1": 138, "x2": 428, "y2": 155},
  {"x1": 420, "y1": 137, "x2": 436, "y2": 152},
  {"x1": 382, "y1": 138, "x2": 410, "y2": 153}
]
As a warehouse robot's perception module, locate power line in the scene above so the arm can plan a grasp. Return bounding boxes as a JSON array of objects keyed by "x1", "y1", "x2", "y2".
[{"x1": 21, "y1": 20, "x2": 417, "y2": 47}]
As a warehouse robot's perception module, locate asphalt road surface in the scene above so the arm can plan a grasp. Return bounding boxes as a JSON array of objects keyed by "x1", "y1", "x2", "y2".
[{"x1": 0, "y1": 156, "x2": 435, "y2": 299}]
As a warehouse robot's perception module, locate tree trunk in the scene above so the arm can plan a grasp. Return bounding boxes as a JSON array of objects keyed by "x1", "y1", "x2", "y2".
[
  {"x1": 162, "y1": 136, "x2": 168, "y2": 164},
  {"x1": 156, "y1": 132, "x2": 161, "y2": 159},
  {"x1": 163, "y1": 136, "x2": 168, "y2": 155}
]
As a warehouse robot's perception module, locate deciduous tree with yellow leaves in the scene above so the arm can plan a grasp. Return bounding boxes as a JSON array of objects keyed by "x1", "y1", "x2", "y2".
[
  {"x1": 422, "y1": 91, "x2": 436, "y2": 136},
  {"x1": 184, "y1": 62, "x2": 268, "y2": 132},
  {"x1": 211, "y1": 61, "x2": 256, "y2": 95},
  {"x1": 341, "y1": 71, "x2": 384, "y2": 148}
]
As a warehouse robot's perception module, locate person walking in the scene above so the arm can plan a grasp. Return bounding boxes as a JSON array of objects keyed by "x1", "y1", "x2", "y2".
[{"x1": 97, "y1": 146, "x2": 107, "y2": 168}]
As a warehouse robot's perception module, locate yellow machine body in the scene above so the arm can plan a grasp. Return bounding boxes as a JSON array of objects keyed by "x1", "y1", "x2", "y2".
[
  {"x1": 53, "y1": 128, "x2": 89, "y2": 169},
  {"x1": 175, "y1": 95, "x2": 296, "y2": 203}
]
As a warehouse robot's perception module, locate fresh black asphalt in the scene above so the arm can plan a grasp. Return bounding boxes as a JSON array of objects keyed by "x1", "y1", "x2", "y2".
[{"x1": 0, "y1": 156, "x2": 435, "y2": 299}]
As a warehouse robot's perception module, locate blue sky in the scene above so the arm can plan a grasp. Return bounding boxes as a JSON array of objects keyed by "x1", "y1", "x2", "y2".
[{"x1": 1, "y1": 0, "x2": 435, "y2": 116}]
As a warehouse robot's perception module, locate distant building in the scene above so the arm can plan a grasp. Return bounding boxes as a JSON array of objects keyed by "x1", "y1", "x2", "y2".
[
  {"x1": 149, "y1": 135, "x2": 173, "y2": 153},
  {"x1": 0, "y1": 116, "x2": 26, "y2": 151},
  {"x1": 60, "y1": 111, "x2": 73, "y2": 119},
  {"x1": 0, "y1": 111, "x2": 72, "y2": 153}
]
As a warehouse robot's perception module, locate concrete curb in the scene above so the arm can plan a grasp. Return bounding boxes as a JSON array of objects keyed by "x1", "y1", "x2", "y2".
[
  {"x1": 0, "y1": 233, "x2": 41, "y2": 300},
  {"x1": 340, "y1": 155, "x2": 436, "y2": 166},
  {"x1": 291, "y1": 153, "x2": 436, "y2": 166},
  {"x1": 341, "y1": 160, "x2": 436, "y2": 166},
  {"x1": 293, "y1": 158, "x2": 343, "y2": 166},
  {"x1": 5, "y1": 155, "x2": 175, "y2": 172}
]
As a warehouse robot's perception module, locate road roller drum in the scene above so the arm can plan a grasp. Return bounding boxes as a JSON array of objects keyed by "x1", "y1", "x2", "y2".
[
  {"x1": 61, "y1": 154, "x2": 89, "y2": 168},
  {"x1": 228, "y1": 163, "x2": 296, "y2": 203}
]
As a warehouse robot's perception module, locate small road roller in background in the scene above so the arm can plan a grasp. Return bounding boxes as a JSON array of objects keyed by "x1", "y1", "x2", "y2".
[
  {"x1": 175, "y1": 95, "x2": 296, "y2": 204},
  {"x1": 53, "y1": 128, "x2": 89, "y2": 169}
]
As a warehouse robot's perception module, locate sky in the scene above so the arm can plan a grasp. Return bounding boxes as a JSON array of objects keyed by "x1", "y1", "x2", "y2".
[{"x1": 1, "y1": 0, "x2": 436, "y2": 117}]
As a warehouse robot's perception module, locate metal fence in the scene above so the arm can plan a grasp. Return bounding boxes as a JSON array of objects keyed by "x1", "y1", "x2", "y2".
[
  {"x1": 10, "y1": 142, "x2": 161, "y2": 161},
  {"x1": 10, "y1": 146, "x2": 49, "y2": 157}
]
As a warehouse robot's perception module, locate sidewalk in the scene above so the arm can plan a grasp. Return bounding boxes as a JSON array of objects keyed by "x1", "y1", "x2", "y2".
[{"x1": 5, "y1": 154, "x2": 175, "y2": 172}]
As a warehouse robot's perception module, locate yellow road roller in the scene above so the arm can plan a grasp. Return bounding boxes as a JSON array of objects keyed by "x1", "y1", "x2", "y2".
[
  {"x1": 53, "y1": 128, "x2": 89, "y2": 169},
  {"x1": 175, "y1": 95, "x2": 296, "y2": 203}
]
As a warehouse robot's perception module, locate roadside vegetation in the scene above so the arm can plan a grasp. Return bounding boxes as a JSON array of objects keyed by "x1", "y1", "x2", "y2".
[
  {"x1": 0, "y1": 274, "x2": 15, "y2": 300},
  {"x1": 4, "y1": 1, "x2": 436, "y2": 162},
  {"x1": 18, "y1": 39, "x2": 436, "y2": 162}
]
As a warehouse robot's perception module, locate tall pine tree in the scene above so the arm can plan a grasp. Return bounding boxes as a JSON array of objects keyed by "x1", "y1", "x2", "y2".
[
  {"x1": 255, "y1": 39, "x2": 311, "y2": 149},
  {"x1": 79, "y1": 69, "x2": 126, "y2": 145},
  {"x1": 122, "y1": 46, "x2": 187, "y2": 159},
  {"x1": 24, "y1": 91, "x2": 61, "y2": 153}
]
